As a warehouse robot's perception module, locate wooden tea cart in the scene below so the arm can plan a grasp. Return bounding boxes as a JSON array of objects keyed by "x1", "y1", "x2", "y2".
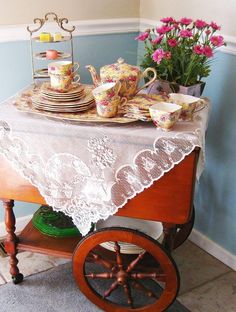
[{"x1": 0, "y1": 147, "x2": 199, "y2": 311}]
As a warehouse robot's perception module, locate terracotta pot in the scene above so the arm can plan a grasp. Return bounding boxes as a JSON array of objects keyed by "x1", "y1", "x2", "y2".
[{"x1": 146, "y1": 80, "x2": 205, "y2": 97}]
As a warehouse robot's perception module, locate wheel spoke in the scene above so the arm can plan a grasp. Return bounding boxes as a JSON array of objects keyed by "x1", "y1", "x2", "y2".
[
  {"x1": 126, "y1": 251, "x2": 146, "y2": 273},
  {"x1": 103, "y1": 280, "x2": 119, "y2": 298},
  {"x1": 132, "y1": 280, "x2": 157, "y2": 298},
  {"x1": 123, "y1": 283, "x2": 133, "y2": 308},
  {"x1": 131, "y1": 272, "x2": 166, "y2": 282},
  {"x1": 114, "y1": 241, "x2": 123, "y2": 269},
  {"x1": 90, "y1": 252, "x2": 116, "y2": 271},
  {"x1": 85, "y1": 272, "x2": 115, "y2": 279}
]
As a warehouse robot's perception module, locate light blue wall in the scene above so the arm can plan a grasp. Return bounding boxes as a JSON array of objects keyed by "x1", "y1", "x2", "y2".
[
  {"x1": 195, "y1": 52, "x2": 236, "y2": 255},
  {"x1": 0, "y1": 32, "x2": 139, "y2": 222}
]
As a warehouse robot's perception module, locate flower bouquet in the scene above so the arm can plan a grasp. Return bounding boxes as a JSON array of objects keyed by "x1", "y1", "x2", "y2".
[{"x1": 136, "y1": 17, "x2": 225, "y2": 95}]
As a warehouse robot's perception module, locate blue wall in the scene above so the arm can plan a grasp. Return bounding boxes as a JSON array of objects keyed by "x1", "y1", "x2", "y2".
[
  {"x1": 0, "y1": 32, "x2": 138, "y2": 221},
  {"x1": 195, "y1": 52, "x2": 236, "y2": 255}
]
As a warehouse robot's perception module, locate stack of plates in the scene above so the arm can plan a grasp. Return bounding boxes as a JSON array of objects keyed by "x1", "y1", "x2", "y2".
[
  {"x1": 31, "y1": 89, "x2": 95, "y2": 113},
  {"x1": 96, "y1": 216, "x2": 163, "y2": 254},
  {"x1": 31, "y1": 87, "x2": 95, "y2": 113},
  {"x1": 122, "y1": 94, "x2": 167, "y2": 121}
]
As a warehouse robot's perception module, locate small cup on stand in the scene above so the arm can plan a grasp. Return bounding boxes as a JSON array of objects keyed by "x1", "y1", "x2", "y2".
[{"x1": 92, "y1": 81, "x2": 127, "y2": 118}]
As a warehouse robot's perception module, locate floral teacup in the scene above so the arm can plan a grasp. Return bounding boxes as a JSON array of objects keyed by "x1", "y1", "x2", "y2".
[
  {"x1": 49, "y1": 73, "x2": 80, "y2": 92},
  {"x1": 168, "y1": 93, "x2": 204, "y2": 121},
  {"x1": 48, "y1": 61, "x2": 80, "y2": 76},
  {"x1": 149, "y1": 102, "x2": 182, "y2": 131},
  {"x1": 92, "y1": 82, "x2": 127, "y2": 117}
]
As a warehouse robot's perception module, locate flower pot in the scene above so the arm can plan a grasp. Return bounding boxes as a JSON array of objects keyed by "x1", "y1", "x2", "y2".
[{"x1": 146, "y1": 80, "x2": 205, "y2": 97}]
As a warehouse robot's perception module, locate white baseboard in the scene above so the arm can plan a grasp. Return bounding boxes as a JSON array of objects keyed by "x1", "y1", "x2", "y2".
[
  {"x1": 189, "y1": 229, "x2": 236, "y2": 271},
  {"x1": 0, "y1": 214, "x2": 32, "y2": 238}
]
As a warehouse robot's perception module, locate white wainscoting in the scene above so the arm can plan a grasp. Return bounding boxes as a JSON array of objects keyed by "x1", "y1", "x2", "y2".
[
  {"x1": 189, "y1": 229, "x2": 236, "y2": 271},
  {"x1": 0, "y1": 17, "x2": 235, "y2": 55}
]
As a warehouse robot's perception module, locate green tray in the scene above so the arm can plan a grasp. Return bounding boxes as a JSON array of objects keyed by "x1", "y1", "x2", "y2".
[{"x1": 32, "y1": 205, "x2": 81, "y2": 237}]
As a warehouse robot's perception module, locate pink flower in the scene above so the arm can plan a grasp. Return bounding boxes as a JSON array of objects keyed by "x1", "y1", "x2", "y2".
[
  {"x1": 164, "y1": 51, "x2": 172, "y2": 60},
  {"x1": 152, "y1": 48, "x2": 165, "y2": 64},
  {"x1": 152, "y1": 35, "x2": 164, "y2": 44},
  {"x1": 167, "y1": 38, "x2": 178, "y2": 47},
  {"x1": 160, "y1": 17, "x2": 174, "y2": 23},
  {"x1": 180, "y1": 17, "x2": 193, "y2": 26},
  {"x1": 156, "y1": 25, "x2": 173, "y2": 34},
  {"x1": 205, "y1": 29, "x2": 211, "y2": 35},
  {"x1": 194, "y1": 19, "x2": 208, "y2": 29},
  {"x1": 203, "y1": 45, "x2": 213, "y2": 57},
  {"x1": 210, "y1": 35, "x2": 224, "y2": 47},
  {"x1": 210, "y1": 22, "x2": 221, "y2": 30},
  {"x1": 179, "y1": 29, "x2": 193, "y2": 38},
  {"x1": 135, "y1": 32, "x2": 149, "y2": 41},
  {"x1": 193, "y1": 45, "x2": 204, "y2": 55}
]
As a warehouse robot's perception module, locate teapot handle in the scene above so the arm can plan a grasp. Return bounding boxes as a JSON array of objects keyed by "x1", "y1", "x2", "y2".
[{"x1": 135, "y1": 67, "x2": 157, "y2": 95}]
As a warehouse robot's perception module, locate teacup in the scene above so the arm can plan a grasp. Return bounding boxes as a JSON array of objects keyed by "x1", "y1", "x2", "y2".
[
  {"x1": 92, "y1": 81, "x2": 121, "y2": 101},
  {"x1": 48, "y1": 61, "x2": 80, "y2": 76},
  {"x1": 96, "y1": 96, "x2": 127, "y2": 118},
  {"x1": 168, "y1": 93, "x2": 204, "y2": 121},
  {"x1": 149, "y1": 102, "x2": 182, "y2": 131},
  {"x1": 49, "y1": 73, "x2": 80, "y2": 92}
]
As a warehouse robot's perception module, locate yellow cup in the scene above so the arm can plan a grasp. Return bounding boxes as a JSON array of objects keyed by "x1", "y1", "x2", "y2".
[
  {"x1": 49, "y1": 73, "x2": 80, "y2": 92},
  {"x1": 48, "y1": 61, "x2": 79, "y2": 76}
]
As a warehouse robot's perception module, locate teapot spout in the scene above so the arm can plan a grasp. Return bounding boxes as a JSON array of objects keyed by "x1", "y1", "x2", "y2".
[{"x1": 86, "y1": 65, "x2": 101, "y2": 87}]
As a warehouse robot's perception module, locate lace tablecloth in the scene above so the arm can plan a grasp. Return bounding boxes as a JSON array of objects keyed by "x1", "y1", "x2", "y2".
[{"x1": 0, "y1": 87, "x2": 210, "y2": 235}]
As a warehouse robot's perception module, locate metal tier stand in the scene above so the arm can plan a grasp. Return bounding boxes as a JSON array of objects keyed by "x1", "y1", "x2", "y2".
[{"x1": 27, "y1": 12, "x2": 75, "y2": 83}]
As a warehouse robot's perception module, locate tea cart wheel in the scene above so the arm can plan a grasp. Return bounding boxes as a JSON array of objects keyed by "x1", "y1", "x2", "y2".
[
  {"x1": 73, "y1": 227, "x2": 180, "y2": 312},
  {"x1": 174, "y1": 206, "x2": 195, "y2": 249}
]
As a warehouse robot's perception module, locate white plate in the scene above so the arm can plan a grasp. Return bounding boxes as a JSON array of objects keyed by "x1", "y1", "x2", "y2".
[{"x1": 96, "y1": 216, "x2": 163, "y2": 254}]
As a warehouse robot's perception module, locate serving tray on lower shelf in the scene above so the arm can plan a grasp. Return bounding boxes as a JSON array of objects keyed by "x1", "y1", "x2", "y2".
[{"x1": 14, "y1": 85, "x2": 138, "y2": 124}]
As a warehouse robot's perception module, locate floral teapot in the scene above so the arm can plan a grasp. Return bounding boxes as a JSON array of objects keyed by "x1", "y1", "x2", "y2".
[{"x1": 86, "y1": 58, "x2": 157, "y2": 99}]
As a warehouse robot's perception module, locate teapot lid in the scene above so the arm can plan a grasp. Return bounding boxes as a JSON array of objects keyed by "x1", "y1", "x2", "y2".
[{"x1": 101, "y1": 58, "x2": 140, "y2": 77}]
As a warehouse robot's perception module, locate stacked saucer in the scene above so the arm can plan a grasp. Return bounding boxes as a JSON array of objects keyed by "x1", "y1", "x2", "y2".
[
  {"x1": 31, "y1": 86, "x2": 95, "y2": 113},
  {"x1": 40, "y1": 82, "x2": 85, "y2": 102}
]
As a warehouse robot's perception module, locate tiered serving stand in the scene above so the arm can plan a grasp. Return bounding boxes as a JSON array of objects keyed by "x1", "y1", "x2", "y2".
[{"x1": 27, "y1": 12, "x2": 75, "y2": 81}]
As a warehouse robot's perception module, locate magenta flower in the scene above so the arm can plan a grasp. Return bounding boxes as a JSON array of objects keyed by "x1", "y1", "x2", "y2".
[
  {"x1": 180, "y1": 17, "x2": 193, "y2": 25},
  {"x1": 160, "y1": 17, "x2": 174, "y2": 23},
  {"x1": 193, "y1": 45, "x2": 204, "y2": 55},
  {"x1": 156, "y1": 25, "x2": 173, "y2": 34},
  {"x1": 152, "y1": 48, "x2": 165, "y2": 64},
  {"x1": 164, "y1": 51, "x2": 172, "y2": 60},
  {"x1": 194, "y1": 19, "x2": 208, "y2": 29},
  {"x1": 179, "y1": 29, "x2": 193, "y2": 38},
  {"x1": 135, "y1": 32, "x2": 149, "y2": 41},
  {"x1": 167, "y1": 38, "x2": 178, "y2": 47},
  {"x1": 203, "y1": 45, "x2": 213, "y2": 57},
  {"x1": 210, "y1": 22, "x2": 221, "y2": 30},
  {"x1": 210, "y1": 35, "x2": 224, "y2": 47},
  {"x1": 152, "y1": 35, "x2": 164, "y2": 44}
]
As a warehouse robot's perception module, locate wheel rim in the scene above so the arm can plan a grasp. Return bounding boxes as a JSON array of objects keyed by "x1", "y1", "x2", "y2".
[{"x1": 73, "y1": 227, "x2": 180, "y2": 312}]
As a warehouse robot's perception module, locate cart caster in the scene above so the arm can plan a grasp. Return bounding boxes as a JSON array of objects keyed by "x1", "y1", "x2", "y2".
[
  {"x1": 12, "y1": 273, "x2": 24, "y2": 284},
  {"x1": 73, "y1": 227, "x2": 180, "y2": 312},
  {"x1": 174, "y1": 206, "x2": 195, "y2": 249}
]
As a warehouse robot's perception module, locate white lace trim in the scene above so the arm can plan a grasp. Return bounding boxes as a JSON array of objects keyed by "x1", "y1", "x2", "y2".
[{"x1": 0, "y1": 120, "x2": 201, "y2": 235}]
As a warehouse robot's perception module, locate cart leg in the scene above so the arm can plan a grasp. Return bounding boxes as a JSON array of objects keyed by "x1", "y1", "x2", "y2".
[
  {"x1": 162, "y1": 223, "x2": 177, "y2": 253},
  {"x1": 3, "y1": 199, "x2": 23, "y2": 284}
]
